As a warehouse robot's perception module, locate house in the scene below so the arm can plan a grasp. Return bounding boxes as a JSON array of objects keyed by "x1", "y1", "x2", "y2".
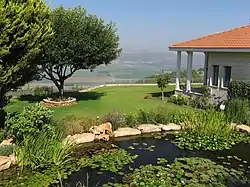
[{"x1": 169, "y1": 25, "x2": 250, "y2": 96}]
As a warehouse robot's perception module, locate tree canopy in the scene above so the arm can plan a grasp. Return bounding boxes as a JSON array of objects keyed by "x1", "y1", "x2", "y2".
[
  {"x1": 0, "y1": 0, "x2": 53, "y2": 106},
  {"x1": 41, "y1": 6, "x2": 122, "y2": 98},
  {"x1": 157, "y1": 69, "x2": 171, "y2": 100}
]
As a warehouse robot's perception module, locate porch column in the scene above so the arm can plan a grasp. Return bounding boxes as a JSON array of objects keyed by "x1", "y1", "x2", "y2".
[
  {"x1": 203, "y1": 52, "x2": 208, "y2": 85},
  {"x1": 219, "y1": 65, "x2": 224, "y2": 89},
  {"x1": 186, "y1": 51, "x2": 193, "y2": 92},
  {"x1": 175, "y1": 51, "x2": 181, "y2": 90}
]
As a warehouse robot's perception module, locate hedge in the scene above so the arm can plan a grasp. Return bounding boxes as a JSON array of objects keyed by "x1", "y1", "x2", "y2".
[{"x1": 228, "y1": 80, "x2": 250, "y2": 100}]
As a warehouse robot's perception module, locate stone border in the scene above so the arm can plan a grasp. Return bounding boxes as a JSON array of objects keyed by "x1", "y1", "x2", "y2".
[
  {"x1": 41, "y1": 97, "x2": 77, "y2": 107},
  {"x1": 64, "y1": 123, "x2": 250, "y2": 146}
]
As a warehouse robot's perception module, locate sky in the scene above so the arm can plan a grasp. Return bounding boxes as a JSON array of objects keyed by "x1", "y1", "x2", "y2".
[{"x1": 49, "y1": 0, "x2": 250, "y2": 52}]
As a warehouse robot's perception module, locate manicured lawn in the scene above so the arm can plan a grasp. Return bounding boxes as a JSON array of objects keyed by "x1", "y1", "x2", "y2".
[{"x1": 5, "y1": 86, "x2": 189, "y2": 120}]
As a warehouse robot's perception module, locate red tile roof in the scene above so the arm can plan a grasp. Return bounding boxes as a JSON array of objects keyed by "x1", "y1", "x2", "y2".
[{"x1": 169, "y1": 25, "x2": 250, "y2": 49}]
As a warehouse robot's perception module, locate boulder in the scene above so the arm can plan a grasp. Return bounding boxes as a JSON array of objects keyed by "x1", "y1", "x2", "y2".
[
  {"x1": 65, "y1": 133, "x2": 95, "y2": 145},
  {"x1": 95, "y1": 134, "x2": 110, "y2": 141},
  {"x1": 160, "y1": 123, "x2": 182, "y2": 131},
  {"x1": 137, "y1": 124, "x2": 162, "y2": 133},
  {"x1": 89, "y1": 122, "x2": 113, "y2": 135},
  {"x1": 236, "y1": 125, "x2": 250, "y2": 134},
  {"x1": 0, "y1": 138, "x2": 14, "y2": 146},
  {"x1": 114, "y1": 128, "x2": 141, "y2": 138},
  {"x1": 0, "y1": 156, "x2": 11, "y2": 172}
]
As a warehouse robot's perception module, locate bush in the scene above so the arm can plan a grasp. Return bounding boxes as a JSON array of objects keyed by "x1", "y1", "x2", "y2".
[
  {"x1": 15, "y1": 131, "x2": 75, "y2": 171},
  {"x1": 168, "y1": 94, "x2": 189, "y2": 105},
  {"x1": 0, "y1": 145, "x2": 14, "y2": 156},
  {"x1": 144, "y1": 93, "x2": 152, "y2": 99},
  {"x1": 101, "y1": 110, "x2": 125, "y2": 130},
  {"x1": 228, "y1": 80, "x2": 250, "y2": 100},
  {"x1": 173, "y1": 109, "x2": 250, "y2": 151},
  {"x1": 189, "y1": 96, "x2": 214, "y2": 109},
  {"x1": 124, "y1": 113, "x2": 139, "y2": 128},
  {"x1": 6, "y1": 103, "x2": 55, "y2": 142},
  {"x1": 225, "y1": 99, "x2": 249, "y2": 124},
  {"x1": 59, "y1": 115, "x2": 100, "y2": 135},
  {"x1": 32, "y1": 86, "x2": 53, "y2": 97}
]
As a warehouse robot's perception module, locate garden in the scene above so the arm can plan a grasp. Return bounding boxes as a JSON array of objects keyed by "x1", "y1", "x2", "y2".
[{"x1": 1, "y1": 0, "x2": 250, "y2": 187}]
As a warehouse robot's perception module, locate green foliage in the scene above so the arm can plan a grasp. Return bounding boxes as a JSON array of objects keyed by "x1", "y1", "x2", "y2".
[
  {"x1": 189, "y1": 96, "x2": 214, "y2": 110},
  {"x1": 168, "y1": 94, "x2": 189, "y2": 105},
  {"x1": 124, "y1": 113, "x2": 139, "y2": 128},
  {"x1": 79, "y1": 149, "x2": 138, "y2": 173},
  {"x1": 6, "y1": 103, "x2": 55, "y2": 142},
  {"x1": 225, "y1": 99, "x2": 249, "y2": 124},
  {"x1": 59, "y1": 115, "x2": 99, "y2": 136},
  {"x1": 110, "y1": 157, "x2": 248, "y2": 187},
  {"x1": 229, "y1": 80, "x2": 250, "y2": 100},
  {"x1": 32, "y1": 86, "x2": 53, "y2": 97},
  {"x1": 156, "y1": 70, "x2": 171, "y2": 100},
  {"x1": 101, "y1": 110, "x2": 125, "y2": 130},
  {"x1": 0, "y1": 0, "x2": 53, "y2": 102},
  {"x1": 41, "y1": 5, "x2": 121, "y2": 97},
  {"x1": 0, "y1": 145, "x2": 14, "y2": 156},
  {"x1": 15, "y1": 131, "x2": 75, "y2": 171}
]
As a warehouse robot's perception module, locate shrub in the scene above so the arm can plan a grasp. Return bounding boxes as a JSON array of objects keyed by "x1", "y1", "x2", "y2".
[
  {"x1": 189, "y1": 95, "x2": 214, "y2": 109},
  {"x1": 59, "y1": 115, "x2": 99, "y2": 135},
  {"x1": 225, "y1": 99, "x2": 249, "y2": 124},
  {"x1": 144, "y1": 93, "x2": 152, "y2": 99},
  {"x1": 137, "y1": 109, "x2": 155, "y2": 124},
  {"x1": 15, "y1": 131, "x2": 75, "y2": 171},
  {"x1": 6, "y1": 103, "x2": 55, "y2": 142},
  {"x1": 124, "y1": 113, "x2": 139, "y2": 128},
  {"x1": 32, "y1": 86, "x2": 53, "y2": 97},
  {"x1": 173, "y1": 110, "x2": 245, "y2": 151},
  {"x1": 0, "y1": 145, "x2": 14, "y2": 156},
  {"x1": 228, "y1": 80, "x2": 250, "y2": 100},
  {"x1": 101, "y1": 110, "x2": 125, "y2": 130},
  {"x1": 168, "y1": 94, "x2": 189, "y2": 105}
]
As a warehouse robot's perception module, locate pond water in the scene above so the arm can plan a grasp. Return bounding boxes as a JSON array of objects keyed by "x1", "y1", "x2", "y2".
[{"x1": 65, "y1": 134, "x2": 250, "y2": 187}]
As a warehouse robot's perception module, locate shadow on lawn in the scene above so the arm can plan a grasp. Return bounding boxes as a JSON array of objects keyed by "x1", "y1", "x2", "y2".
[
  {"x1": 18, "y1": 91, "x2": 106, "y2": 103},
  {"x1": 150, "y1": 90, "x2": 174, "y2": 98}
]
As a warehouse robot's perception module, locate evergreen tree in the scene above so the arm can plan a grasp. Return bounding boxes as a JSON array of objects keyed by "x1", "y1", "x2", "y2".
[{"x1": 0, "y1": 0, "x2": 53, "y2": 107}]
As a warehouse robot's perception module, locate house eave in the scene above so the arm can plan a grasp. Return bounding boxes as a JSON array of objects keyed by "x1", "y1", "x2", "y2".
[{"x1": 168, "y1": 47, "x2": 250, "y2": 52}]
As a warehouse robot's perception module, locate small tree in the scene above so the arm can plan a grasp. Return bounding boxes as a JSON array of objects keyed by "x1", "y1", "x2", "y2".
[
  {"x1": 41, "y1": 6, "x2": 121, "y2": 98},
  {"x1": 157, "y1": 69, "x2": 171, "y2": 100},
  {"x1": 0, "y1": 0, "x2": 53, "y2": 105}
]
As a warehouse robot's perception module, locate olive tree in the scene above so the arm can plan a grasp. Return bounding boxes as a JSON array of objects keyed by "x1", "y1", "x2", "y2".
[
  {"x1": 41, "y1": 6, "x2": 122, "y2": 98},
  {"x1": 157, "y1": 69, "x2": 171, "y2": 100}
]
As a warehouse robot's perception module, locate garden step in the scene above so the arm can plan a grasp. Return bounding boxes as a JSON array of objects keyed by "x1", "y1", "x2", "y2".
[
  {"x1": 114, "y1": 128, "x2": 141, "y2": 138},
  {"x1": 137, "y1": 124, "x2": 162, "y2": 134}
]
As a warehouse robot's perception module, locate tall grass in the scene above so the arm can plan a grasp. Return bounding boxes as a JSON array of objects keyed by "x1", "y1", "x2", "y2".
[
  {"x1": 225, "y1": 98, "x2": 249, "y2": 124},
  {"x1": 15, "y1": 131, "x2": 75, "y2": 172}
]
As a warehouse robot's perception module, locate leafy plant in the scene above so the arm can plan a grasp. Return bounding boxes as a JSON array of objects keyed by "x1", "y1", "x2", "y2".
[
  {"x1": 59, "y1": 115, "x2": 99, "y2": 136},
  {"x1": 228, "y1": 80, "x2": 250, "y2": 100},
  {"x1": 168, "y1": 94, "x2": 189, "y2": 105},
  {"x1": 6, "y1": 103, "x2": 55, "y2": 142},
  {"x1": 15, "y1": 131, "x2": 75, "y2": 171},
  {"x1": 124, "y1": 113, "x2": 139, "y2": 128},
  {"x1": 79, "y1": 149, "x2": 138, "y2": 173},
  {"x1": 225, "y1": 98, "x2": 249, "y2": 124},
  {"x1": 173, "y1": 110, "x2": 248, "y2": 151},
  {"x1": 189, "y1": 95, "x2": 214, "y2": 109},
  {"x1": 32, "y1": 86, "x2": 53, "y2": 97},
  {"x1": 156, "y1": 69, "x2": 171, "y2": 100},
  {"x1": 110, "y1": 157, "x2": 248, "y2": 187},
  {"x1": 0, "y1": 145, "x2": 14, "y2": 156},
  {"x1": 101, "y1": 110, "x2": 125, "y2": 130}
]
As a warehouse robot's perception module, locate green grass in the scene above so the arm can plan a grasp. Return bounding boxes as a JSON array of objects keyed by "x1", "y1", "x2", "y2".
[{"x1": 5, "y1": 86, "x2": 189, "y2": 120}]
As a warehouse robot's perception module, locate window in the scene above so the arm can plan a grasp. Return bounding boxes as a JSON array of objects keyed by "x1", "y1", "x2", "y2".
[
  {"x1": 224, "y1": 66, "x2": 231, "y2": 87},
  {"x1": 212, "y1": 65, "x2": 219, "y2": 86}
]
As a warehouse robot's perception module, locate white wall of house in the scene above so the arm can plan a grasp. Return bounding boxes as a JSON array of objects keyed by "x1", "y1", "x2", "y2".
[{"x1": 207, "y1": 52, "x2": 250, "y2": 89}]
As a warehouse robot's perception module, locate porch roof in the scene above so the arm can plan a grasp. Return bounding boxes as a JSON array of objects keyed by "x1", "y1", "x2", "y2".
[{"x1": 169, "y1": 25, "x2": 250, "y2": 52}]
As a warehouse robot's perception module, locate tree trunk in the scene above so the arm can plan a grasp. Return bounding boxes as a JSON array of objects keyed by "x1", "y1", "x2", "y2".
[
  {"x1": 161, "y1": 90, "x2": 164, "y2": 100},
  {"x1": 53, "y1": 79, "x2": 65, "y2": 99}
]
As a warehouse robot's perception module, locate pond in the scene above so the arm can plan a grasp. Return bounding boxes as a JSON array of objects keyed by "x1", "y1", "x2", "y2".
[{"x1": 65, "y1": 134, "x2": 250, "y2": 187}]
